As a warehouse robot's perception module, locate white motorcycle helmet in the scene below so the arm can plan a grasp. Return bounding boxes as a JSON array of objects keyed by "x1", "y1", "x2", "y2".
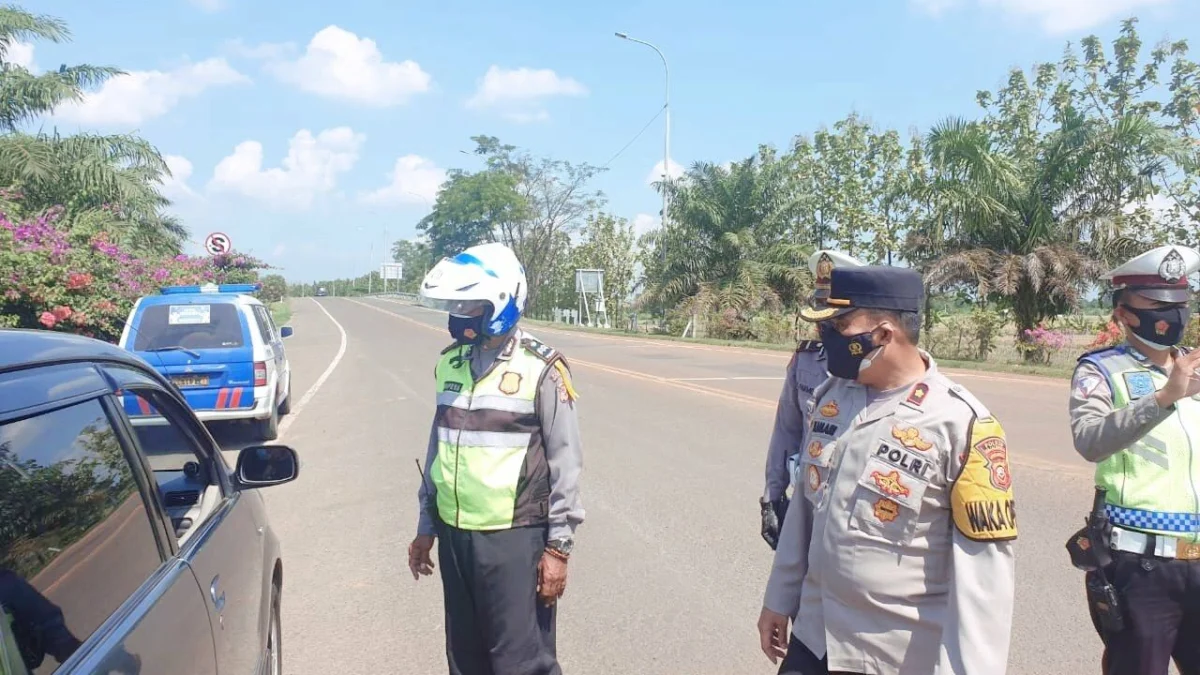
[{"x1": 419, "y1": 242, "x2": 527, "y2": 338}]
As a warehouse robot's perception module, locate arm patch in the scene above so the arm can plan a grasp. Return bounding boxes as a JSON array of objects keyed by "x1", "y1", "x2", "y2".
[{"x1": 950, "y1": 416, "x2": 1018, "y2": 542}]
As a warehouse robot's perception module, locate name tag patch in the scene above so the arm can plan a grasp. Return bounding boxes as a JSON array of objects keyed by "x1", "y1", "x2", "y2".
[
  {"x1": 444, "y1": 382, "x2": 462, "y2": 393},
  {"x1": 874, "y1": 443, "x2": 933, "y2": 479}
]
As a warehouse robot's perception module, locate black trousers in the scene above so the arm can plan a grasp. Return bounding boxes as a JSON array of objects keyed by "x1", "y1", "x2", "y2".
[
  {"x1": 437, "y1": 522, "x2": 560, "y2": 675},
  {"x1": 1087, "y1": 550, "x2": 1200, "y2": 675},
  {"x1": 777, "y1": 635, "x2": 861, "y2": 675}
]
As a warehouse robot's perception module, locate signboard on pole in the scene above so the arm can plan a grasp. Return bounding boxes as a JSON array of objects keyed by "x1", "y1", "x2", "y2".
[
  {"x1": 380, "y1": 263, "x2": 404, "y2": 280},
  {"x1": 204, "y1": 232, "x2": 232, "y2": 256},
  {"x1": 574, "y1": 269, "x2": 604, "y2": 295}
]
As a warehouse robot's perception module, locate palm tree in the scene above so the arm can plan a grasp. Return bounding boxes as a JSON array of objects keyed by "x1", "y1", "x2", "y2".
[
  {"x1": 922, "y1": 110, "x2": 1174, "y2": 357},
  {"x1": 639, "y1": 151, "x2": 811, "y2": 334},
  {"x1": 0, "y1": 5, "x2": 186, "y2": 255}
]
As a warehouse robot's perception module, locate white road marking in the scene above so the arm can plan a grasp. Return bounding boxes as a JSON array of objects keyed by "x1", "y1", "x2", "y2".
[
  {"x1": 670, "y1": 376, "x2": 786, "y2": 381},
  {"x1": 278, "y1": 298, "x2": 348, "y2": 441}
]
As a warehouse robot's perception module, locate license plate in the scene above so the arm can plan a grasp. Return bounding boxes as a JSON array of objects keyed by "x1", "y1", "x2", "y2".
[{"x1": 172, "y1": 375, "x2": 209, "y2": 387}]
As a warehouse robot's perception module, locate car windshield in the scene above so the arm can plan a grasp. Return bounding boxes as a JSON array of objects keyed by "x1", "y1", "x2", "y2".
[{"x1": 132, "y1": 303, "x2": 245, "y2": 351}]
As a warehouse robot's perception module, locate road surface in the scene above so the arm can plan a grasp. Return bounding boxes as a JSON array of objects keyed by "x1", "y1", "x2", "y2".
[{"x1": 259, "y1": 296, "x2": 1116, "y2": 675}]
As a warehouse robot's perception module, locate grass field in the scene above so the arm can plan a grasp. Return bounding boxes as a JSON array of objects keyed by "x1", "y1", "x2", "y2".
[{"x1": 271, "y1": 300, "x2": 292, "y2": 327}]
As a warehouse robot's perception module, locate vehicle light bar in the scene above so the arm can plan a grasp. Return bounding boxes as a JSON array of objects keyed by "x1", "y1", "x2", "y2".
[{"x1": 160, "y1": 283, "x2": 262, "y2": 295}]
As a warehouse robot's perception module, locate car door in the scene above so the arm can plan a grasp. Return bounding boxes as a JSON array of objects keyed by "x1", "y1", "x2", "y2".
[
  {"x1": 104, "y1": 366, "x2": 268, "y2": 675},
  {"x1": 0, "y1": 368, "x2": 217, "y2": 675},
  {"x1": 252, "y1": 306, "x2": 287, "y2": 403}
]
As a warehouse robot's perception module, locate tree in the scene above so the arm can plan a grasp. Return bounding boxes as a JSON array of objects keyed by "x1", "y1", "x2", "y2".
[
  {"x1": 259, "y1": 274, "x2": 287, "y2": 303},
  {"x1": 569, "y1": 213, "x2": 637, "y2": 319},
  {"x1": 0, "y1": 4, "x2": 185, "y2": 256},
  {"x1": 418, "y1": 169, "x2": 526, "y2": 259},
  {"x1": 390, "y1": 238, "x2": 435, "y2": 292},
  {"x1": 923, "y1": 53, "x2": 1173, "y2": 354}
]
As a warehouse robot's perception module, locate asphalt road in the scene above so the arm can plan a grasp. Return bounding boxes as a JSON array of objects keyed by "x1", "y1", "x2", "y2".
[{"x1": 260, "y1": 296, "x2": 1120, "y2": 675}]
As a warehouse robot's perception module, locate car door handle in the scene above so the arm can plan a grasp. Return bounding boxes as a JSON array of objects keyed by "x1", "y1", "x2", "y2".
[{"x1": 209, "y1": 575, "x2": 226, "y2": 613}]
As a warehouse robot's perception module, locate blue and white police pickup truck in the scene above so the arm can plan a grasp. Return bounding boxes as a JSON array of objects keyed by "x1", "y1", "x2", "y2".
[{"x1": 118, "y1": 283, "x2": 295, "y2": 440}]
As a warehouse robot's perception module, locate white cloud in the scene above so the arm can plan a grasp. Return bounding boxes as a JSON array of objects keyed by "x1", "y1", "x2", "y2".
[
  {"x1": 912, "y1": 0, "x2": 1174, "y2": 33},
  {"x1": 159, "y1": 154, "x2": 197, "y2": 200},
  {"x1": 466, "y1": 66, "x2": 587, "y2": 122},
  {"x1": 263, "y1": 26, "x2": 431, "y2": 106},
  {"x1": 189, "y1": 0, "x2": 225, "y2": 11},
  {"x1": 632, "y1": 213, "x2": 661, "y2": 236},
  {"x1": 224, "y1": 38, "x2": 296, "y2": 61},
  {"x1": 208, "y1": 126, "x2": 366, "y2": 210},
  {"x1": 645, "y1": 158, "x2": 686, "y2": 185},
  {"x1": 272, "y1": 243, "x2": 287, "y2": 258},
  {"x1": 53, "y1": 58, "x2": 249, "y2": 127},
  {"x1": 360, "y1": 154, "x2": 445, "y2": 206},
  {"x1": 7, "y1": 41, "x2": 35, "y2": 70}
]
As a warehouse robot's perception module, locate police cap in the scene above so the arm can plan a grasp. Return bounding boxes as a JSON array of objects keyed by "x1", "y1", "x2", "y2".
[
  {"x1": 1104, "y1": 244, "x2": 1200, "y2": 304},
  {"x1": 808, "y1": 250, "x2": 866, "y2": 302},
  {"x1": 800, "y1": 266, "x2": 924, "y2": 322}
]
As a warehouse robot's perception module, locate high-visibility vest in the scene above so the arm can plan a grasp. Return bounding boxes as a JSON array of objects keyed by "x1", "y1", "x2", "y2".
[
  {"x1": 1082, "y1": 345, "x2": 1200, "y2": 542},
  {"x1": 432, "y1": 335, "x2": 561, "y2": 530}
]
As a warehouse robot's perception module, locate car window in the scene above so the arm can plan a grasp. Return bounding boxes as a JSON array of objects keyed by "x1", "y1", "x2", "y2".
[
  {"x1": 0, "y1": 398, "x2": 163, "y2": 673},
  {"x1": 106, "y1": 367, "x2": 226, "y2": 548},
  {"x1": 250, "y1": 306, "x2": 273, "y2": 344},
  {"x1": 131, "y1": 302, "x2": 245, "y2": 351}
]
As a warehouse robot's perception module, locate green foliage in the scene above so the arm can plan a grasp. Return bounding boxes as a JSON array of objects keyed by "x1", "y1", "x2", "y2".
[
  {"x1": 390, "y1": 238, "x2": 435, "y2": 293},
  {"x1": 1, "y1": 207, "x2": 268, "y2": 341},
  {"x1": 259, "y1": 274, "x2": 288, "y2": 303}
]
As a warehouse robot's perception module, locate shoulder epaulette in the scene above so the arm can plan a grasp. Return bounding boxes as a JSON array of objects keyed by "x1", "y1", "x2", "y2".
[
  {"x1": 521, "y1": 336, "x2": 559, "y2": 363},
  {"x1": 948, "y1": 382, "x2": 991, "y2": 420},
  {"x1": 796, "y1": 340, "x2": 823, "y2": 353}
]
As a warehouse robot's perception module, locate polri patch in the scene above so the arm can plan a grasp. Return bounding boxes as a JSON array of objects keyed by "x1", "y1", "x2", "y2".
[{"x1": 1123, "y1": 371, "x2": 1155, "y2": 400}]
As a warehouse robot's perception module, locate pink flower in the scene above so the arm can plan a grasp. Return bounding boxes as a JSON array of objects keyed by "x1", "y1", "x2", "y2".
[
  {"x1": 39, "y1": 312, "x2": 57, "y2": 328},
  {"x1": 52, "y1": 305, "x2": 73, "y2": 321}
]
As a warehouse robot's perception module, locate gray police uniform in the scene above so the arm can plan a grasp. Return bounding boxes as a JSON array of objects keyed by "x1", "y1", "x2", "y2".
[
  {"x1": 764, "y1": 340, "x2": 829, "y2": 503},
  {"x1": 764, "y1": 356, "x2": 1018, "y2": 674}
]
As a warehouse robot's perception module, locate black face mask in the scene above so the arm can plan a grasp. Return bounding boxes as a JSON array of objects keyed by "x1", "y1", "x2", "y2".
[
  {"x1": 819, "y1": 321, "x2": 879, "y2": 380},
  {"x1": 1122, "y1": 304, "x2": 1189, "y2": 350},
  {"x1": 449, "y1": 314, "x2": 486, "y2": 345}
]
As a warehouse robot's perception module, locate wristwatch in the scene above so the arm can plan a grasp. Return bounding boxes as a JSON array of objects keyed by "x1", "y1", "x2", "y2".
[{"x1": 546, "y1": 537, "x2": 574, "y2": 557}]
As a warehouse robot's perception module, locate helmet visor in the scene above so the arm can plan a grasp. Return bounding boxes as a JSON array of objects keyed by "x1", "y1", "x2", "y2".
[{"x1": 418, "y1": 296, "x2": 492, "y2": 317}]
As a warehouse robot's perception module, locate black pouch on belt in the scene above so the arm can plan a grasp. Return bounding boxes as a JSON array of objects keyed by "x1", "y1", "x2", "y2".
[{"x1": 1087, "y1": 572, "x2": 1125, "y2": 634}]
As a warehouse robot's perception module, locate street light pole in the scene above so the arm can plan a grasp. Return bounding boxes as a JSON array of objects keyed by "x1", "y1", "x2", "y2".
[{"x1": 615, "y1": 32, "x2": 671, "y2": 237}]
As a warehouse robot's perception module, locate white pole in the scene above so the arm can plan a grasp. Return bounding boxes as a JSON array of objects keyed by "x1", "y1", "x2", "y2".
[{"x1": 615, "y1": 32, "x2": 671, "y2": 237}]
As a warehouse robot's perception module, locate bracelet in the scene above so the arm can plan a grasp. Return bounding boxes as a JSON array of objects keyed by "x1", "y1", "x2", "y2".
[{"x1": 544, "y1": 547, "x2": 570, "y2": 562}]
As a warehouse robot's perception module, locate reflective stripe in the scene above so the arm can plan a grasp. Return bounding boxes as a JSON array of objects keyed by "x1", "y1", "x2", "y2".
[
  {"x1": 436, "y1": 392, "x2": 536, "y2": 414},
  {"x1": 1108, "y1": 505, "x2": 1200, "y2": 534},
  {"x1": 438, "y1": 427, "x2": 532, "y2": 448}
]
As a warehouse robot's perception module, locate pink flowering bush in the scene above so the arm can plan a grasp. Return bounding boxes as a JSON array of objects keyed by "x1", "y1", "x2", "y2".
[
  {"x1": 1, "y1": 207, "x2": 269, "y2": 342},
  {"x1": 1018, "y1": 324, "x2": 1072, "y2": 364}
]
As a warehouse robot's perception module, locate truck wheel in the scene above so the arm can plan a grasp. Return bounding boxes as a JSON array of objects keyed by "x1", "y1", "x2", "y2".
[
  {"x1": 279, "y1": 381, "x2": 292, "y2": 416},
  {"x1": 257, "y1": 404, "x2": 280, "y2": 441}
]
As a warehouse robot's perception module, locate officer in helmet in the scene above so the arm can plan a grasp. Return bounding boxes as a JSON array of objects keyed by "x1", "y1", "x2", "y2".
[
  {"x1": 760, "y1": 250, "x2": 864, "y2": 550},
  {"x1": 1069, "y1": 244, "x2": 1200, "y2": 675},
  {"x1": 407, "y1": 242, "x2": 584, "y2": 675}
]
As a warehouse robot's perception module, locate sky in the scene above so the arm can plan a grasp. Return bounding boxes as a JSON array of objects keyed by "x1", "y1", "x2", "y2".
[{"x1": 16, "y1": 0, "x2": 1200, "y2": 282}]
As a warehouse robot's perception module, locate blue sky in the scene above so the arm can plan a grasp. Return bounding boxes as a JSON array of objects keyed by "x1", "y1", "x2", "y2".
[{"x1": 17, "y1": 0, "x2": 1200, "y2": 282}]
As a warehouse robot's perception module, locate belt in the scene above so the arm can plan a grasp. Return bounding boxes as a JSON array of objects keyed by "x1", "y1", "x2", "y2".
[{"x1": 1111, "y1": 526, "x2": 1200, "y2": 561}]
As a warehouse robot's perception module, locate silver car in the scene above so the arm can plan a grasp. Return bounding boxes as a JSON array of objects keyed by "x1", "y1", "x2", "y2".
[{"x1": 0, "y1": 328, "x2": 298, "y2": 675}]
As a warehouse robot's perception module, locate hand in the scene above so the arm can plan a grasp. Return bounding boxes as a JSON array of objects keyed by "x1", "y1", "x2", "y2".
[
  {"x1": 757, "y1": 607, "x2": 791, "y2": 664},
  {"x1": 1155, "y1": 348, "x2": 1200, "y2": 408},
  {"x1": 760, "y1": 500, "x2": 781, "y2": 550},
  {"x1": 408, "y1": 535, "x2": 436, "y2": 581},
  {"x1": 537, "y1": 552, "x2": 568, "y2": 607}
]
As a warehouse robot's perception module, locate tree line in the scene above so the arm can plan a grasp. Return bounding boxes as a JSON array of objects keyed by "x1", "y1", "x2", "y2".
[{"x1": 376, "y1": 18, "x2": 1198, "y2": 357}]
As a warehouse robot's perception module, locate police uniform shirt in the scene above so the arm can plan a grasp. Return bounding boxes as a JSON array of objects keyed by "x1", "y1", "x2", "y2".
[
  {"x1": 764, "y1": 341, "x2": 828, "y2": 502},
  {"x1": 763, "y1": 354, "x2": 1017, "y2": 675},
  {"x1": 1069, "y1": 346, "x2": 1182, "y2": 463}
]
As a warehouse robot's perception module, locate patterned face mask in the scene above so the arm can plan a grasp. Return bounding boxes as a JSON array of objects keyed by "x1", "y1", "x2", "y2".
[{"x1": 819, "y1": 321, "x2": 880, "y2": 380}]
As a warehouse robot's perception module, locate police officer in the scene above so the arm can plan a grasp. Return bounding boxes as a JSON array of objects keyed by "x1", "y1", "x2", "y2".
[
  {"x1": 757, "y1": 265, "x2": 1017, "y2": 675},
  {"x1": 761, "y1": 250, "x2": 864, "y2": 550},
  {"x1": 1069, "y1": 244, "x2": 1200, "y2": 675},
  {"x1": 407, "y1": 242, "x2": 585, "y2": 675}
]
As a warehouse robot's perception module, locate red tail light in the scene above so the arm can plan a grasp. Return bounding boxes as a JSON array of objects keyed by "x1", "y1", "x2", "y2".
[{"x1": 254, "y1": 362, "x2": 268, "y2": 387}]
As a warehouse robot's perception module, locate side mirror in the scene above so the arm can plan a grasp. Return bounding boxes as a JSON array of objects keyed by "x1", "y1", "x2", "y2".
[
  {"x1": 234, "y1": 445, "x2": 299, "y2": 488},
  {"x1": 280, "y1": 326, "x2": 294, "y2": 338}
]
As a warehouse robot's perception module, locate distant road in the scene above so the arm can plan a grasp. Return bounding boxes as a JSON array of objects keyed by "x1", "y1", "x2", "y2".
[{"x1": 259, "y1": 296, "x2": 1108, "y2": 675}]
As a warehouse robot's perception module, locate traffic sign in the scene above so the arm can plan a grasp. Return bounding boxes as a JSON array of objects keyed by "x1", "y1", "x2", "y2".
[{"x1": 204, "y1": 232, "x2": 232, "y2": 256}]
